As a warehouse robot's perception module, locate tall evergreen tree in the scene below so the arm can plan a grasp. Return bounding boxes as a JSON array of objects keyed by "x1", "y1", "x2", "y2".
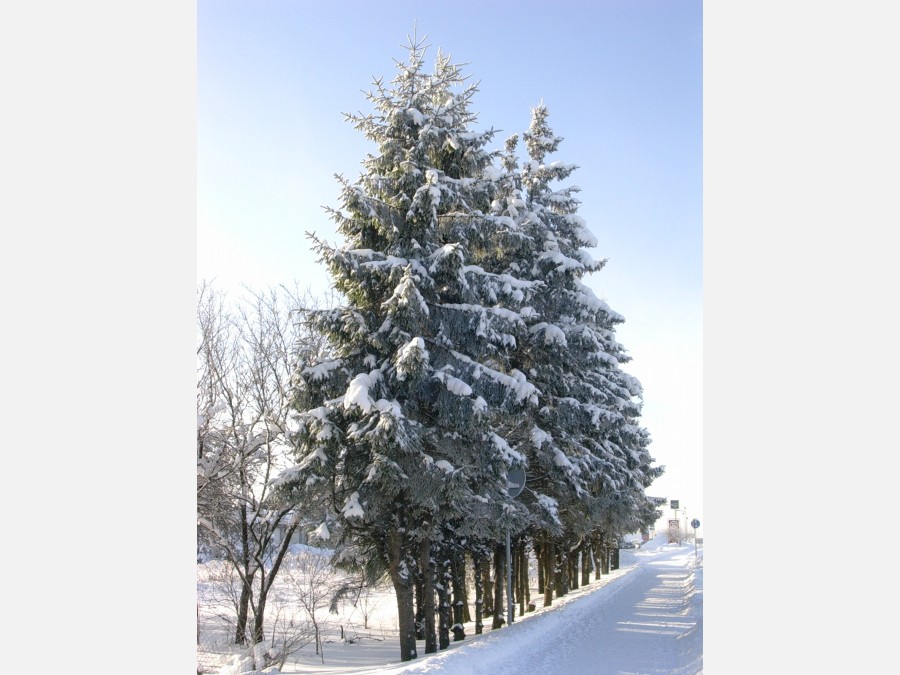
[
  {"x1": 275, "y1": 37, "x2": 535, "y2": 662},
  {"x1": 488, "y1": 104, "x2": 665, "y2": 579}
]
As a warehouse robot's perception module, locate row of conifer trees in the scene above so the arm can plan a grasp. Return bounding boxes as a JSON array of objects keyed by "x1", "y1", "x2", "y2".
[{"x1": 273, "y1": 36, "x2": 665, "y2": 661}]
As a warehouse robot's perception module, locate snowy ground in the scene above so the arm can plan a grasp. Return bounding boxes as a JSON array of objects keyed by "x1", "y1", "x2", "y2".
[{"x1": 199, "y1": 534, "x2": 703, "y2": 674}]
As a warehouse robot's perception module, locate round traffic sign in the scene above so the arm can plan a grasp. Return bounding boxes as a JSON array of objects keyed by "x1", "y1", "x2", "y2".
[
  {"x1": 691, "y1": 518, "x2": 700, "y2": 529},
  {"x1": 506, "y1": 467, "x2": 526, "y2": 498}
]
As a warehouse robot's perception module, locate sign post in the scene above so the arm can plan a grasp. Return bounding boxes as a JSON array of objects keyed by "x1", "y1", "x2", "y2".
[
  {"x1": 690, "y1": 518, "x2": 700, "y2": 556},
  {"x1": 669, "y1": 499, "x2": 687, "y2": 544},
  {"x1": 506, "y1": 468, "x2": 526, "y2": 626}
]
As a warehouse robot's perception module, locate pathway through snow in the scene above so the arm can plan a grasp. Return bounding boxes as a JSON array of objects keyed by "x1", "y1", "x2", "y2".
[{"x1": 360, "y1": 542, "x2": 703, "y2": 675}]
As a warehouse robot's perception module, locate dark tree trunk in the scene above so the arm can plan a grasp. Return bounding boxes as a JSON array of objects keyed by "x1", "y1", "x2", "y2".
[
  {"x1": 482, "y1": 555, "x2": 494, "y2": 617},
  {"x1": 436, "y1": 554, "x2": 451, "y2": 649},
  {"x1": 414, "y1": 569, "x2": 424, "y2": 640},
  {"x1": 251, "y1": 518, "x2": 299, "y2": 644},
  {"x1": 568, "y1": 546, "x2": 579, "y2": 591},
  {"x1": 535, "y1": 540, "x2": 544, "y2": 594},
  {"x1": 473, "y1": 551, "x2": 484, "y2": 634},
  {"x1": 388, "y1": 530, "x2": 417, "y2": 662},
  {"x1": 554, "y1": 547, "x2": 568, "y2": 598},
  {"x1": 235, "y1": 574, "x2": 252, "y2": 645},
  {"x1": 581, "y1": 540, "x2": 592, "y2": 586},
  {"x1": 252, "y1": 567, "x2": 268, "y2": 644},
  {"x1": 572, "y1": 547, "x2": 580, "y2": 588},
  {"x1": 450, "y1": 549, "x2": 466, "y2": 641},
  {"x1": 543, "y1": 540, "x2": 554, "y2": 608},
  {"x1": 491, "y1": 544, "x2": 505, "y2": 629},
  {"x1": 591, "y1": 535, "x2": 605, "y2": 579},
  {"x1": 611, "y1": 544, "x2": 620, "y2": 571},
  {"x1": 234, "y1": 500, "x2": 252, "y2": 645},
  {"x1": 523, "y1": 541, "x2": 532, "y2": 612},
  {"x1": 454, "y1": 550, "x2": 471, "y2": 624},
  {"x1": 419, "y1": 538, "x2": 437, "y2": 654}
]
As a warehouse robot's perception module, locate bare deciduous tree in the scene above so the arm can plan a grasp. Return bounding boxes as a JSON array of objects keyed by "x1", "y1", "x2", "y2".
[
  {"x1": 282, "y1": 548, "x2": 350, "y2": 663},
  {"x1": 197, "y1": 281, "x2": 332, "y2": 645}
]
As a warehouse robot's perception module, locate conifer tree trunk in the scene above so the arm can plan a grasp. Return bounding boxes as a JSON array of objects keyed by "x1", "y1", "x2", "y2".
[
  {"x1": 388, "y1": 530, "x2": 417, "y2": 662},
  {"x1": 592, "y1": 535, "x2": 605, "y2": 579},
  {"x1": 535, "y1": 540, "x2": 545, "y2": 594},
  {"x1": 553, "y1": 549, "x2": 563, "y2": 598},
  {"x1": 414, "y1": 575, "x2": 425, "y2": 640},
  {"x1": 543, "y1": 540, "x2": 554, "y2": 608},
  {"x1": 473, "y1": 552, "x2": 484, "y2": 635},
  {"x1": 458, "y1": 552, "x2": 471, "y2": 624},
  {"x1": 437, "y1": 554, "x2": 451, "y2": 649},
  {"x1": 581, "y1": 540, "x2": 592, "y2": 586},
  {"x1": 555, "y1": 548, "x2": 568, "y2": 598},
  {"x1": 450, "y1": 549, "x2": 466, "y2": 641},
  {"x1": 611, "y1": 544, "x2": 620, "y2": 571},
  {"x1": 491, "y1": 544, "x2": 505, "y2": 629},
  {"x1": 569, "y1": 546, "x2": 579, "y2": 590},
  {"x1": 600, "y1": 537, "x2": 610, "y2": 575},
  {"x1": 419, "y1": 539, "x2": 437, "y2": 654},
  {"x1": 524, "y1": 544, "x2": 532, "y2": 611},
  {"x1": 482, "y1": 555, "x2": 494, "y2": 617}
]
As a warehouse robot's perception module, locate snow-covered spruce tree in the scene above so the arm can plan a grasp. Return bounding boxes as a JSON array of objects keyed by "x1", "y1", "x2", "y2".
[
  {"x1": 274, "y1": 38, "x2": 536, "y2": 662},
  {"x1": 486, "y1": 104, "x2": 664, "y2": 598}
]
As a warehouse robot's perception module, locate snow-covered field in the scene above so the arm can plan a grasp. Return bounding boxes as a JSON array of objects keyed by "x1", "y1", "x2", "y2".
[{"x1": 198, "y1": 534, "x2": 703, "y2": 674}]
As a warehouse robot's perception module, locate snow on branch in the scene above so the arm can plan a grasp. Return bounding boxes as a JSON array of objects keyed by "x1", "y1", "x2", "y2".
[
  {"x1": 395, "y1": 336, "x2": 430, "y2": 381},
  {"x1": 302, "y1": 358, "x2": 344, "y2": 382},
  {"x1": 381, "y1": 269, "x2": 430, "y2": 318},
  {"x1": 488, "y1": 432, "x2": 525, "y2": 465},
  {"x1": 529, "y1": 321, "x2": 568, "y2": 347},
  {"x1": 449, "y1": 350, "x2": 538, "y2": 404},
  {"x1": 433, "y1": 368, "x2": 473, "y2": 397},
  {"x1": 573, "y1": 280, "x2": 624, "y2": 322},
  {"x1": 312, "y1": 521, "x2": 330, "y2": 540},
  {"x1": 565, "y1": 214, "x2": 598, "y2": 246},
  {"x1": 341, "y1": 491, "x2": 365, "y2": 519},
  {"x1": 359, "y1": 253, "x2": 431, "y2": 282},
  {"x1": 539, "y1": 249, "x2": 584, "y2": 274},
  {"x1": 439, "y1": 302, "x2": 525, "y2": 326},
  {"x1": 531, "y1": 426, "x2": 552, "y2": 448},
  {"x1": 343, "y1": 369, "x2": 383, "y2": 414}
]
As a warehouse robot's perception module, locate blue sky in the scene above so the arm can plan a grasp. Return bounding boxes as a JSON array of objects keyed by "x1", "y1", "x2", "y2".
[{"x1": 198, "y1": 0, "x2": 703, "y2": 530}]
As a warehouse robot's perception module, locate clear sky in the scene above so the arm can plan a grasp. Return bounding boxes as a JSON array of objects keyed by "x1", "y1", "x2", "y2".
[{"x1": 197, "y1": 0, "x2": 704, "y2": 532}]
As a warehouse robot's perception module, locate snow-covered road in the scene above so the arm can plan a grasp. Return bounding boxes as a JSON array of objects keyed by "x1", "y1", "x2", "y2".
[{"x1": 370, "y1": 541, "x2": 703, "y2": 675}]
